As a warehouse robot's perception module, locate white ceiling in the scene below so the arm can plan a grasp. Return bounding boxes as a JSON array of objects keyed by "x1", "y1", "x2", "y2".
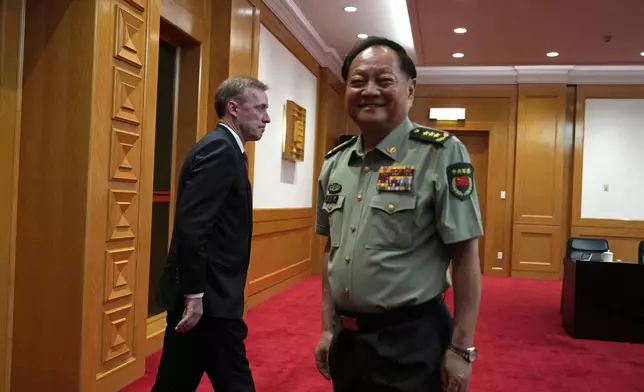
[
  {"x1": 290, "y1": 0, "x2": 416, "y2": 60},
  {"x1": 264, "y1": 0, "x2": 644, "y2": 84}
]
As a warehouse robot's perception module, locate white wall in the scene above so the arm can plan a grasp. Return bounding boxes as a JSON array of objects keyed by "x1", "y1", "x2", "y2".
[
  {"x1": 253, "y1": 24, "x2": 318, "y2": 209},
  {"x1": 581, "y1": 98, "x2": 644, "y2": 220}
]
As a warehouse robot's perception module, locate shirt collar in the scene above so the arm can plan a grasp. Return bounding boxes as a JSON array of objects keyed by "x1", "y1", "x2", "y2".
[
  {"x1": 219, "y1": 123, "x2": 245, "y2": 153},
  {"x1": 350, "y1": 117, "x2": 413, "y2": 161}
]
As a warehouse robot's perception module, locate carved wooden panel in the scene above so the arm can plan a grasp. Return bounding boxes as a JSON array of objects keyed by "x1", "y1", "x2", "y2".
[
  {"x1": 112, "y1": 67, "x2": 143, "y2": 125},
  {"x1": 104, "y1": 247, "x2": 135, "y2": 301},
  {"x1": 123, "y1": 0, "x2": 145, "y2": 11},
  {"x1": 109, "y1": 128, "x2": 140, "y2": 182},
  {"x1": 102, "y1": 303, "x2": 133, "y2": 362},
  {"x1": 114, "y1": 5, "x2": 144, "y2": 68},
  {"x1": 97, "y1": 0, "x2": 149, "y2": 384},
  {"x1": 107, "y1": 189, "x2": 137, "y2": 241}
]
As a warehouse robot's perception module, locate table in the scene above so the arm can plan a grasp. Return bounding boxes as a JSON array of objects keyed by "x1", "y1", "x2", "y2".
[{"x1": 562, "y1": 257, "x2": 644, "y2": 344}]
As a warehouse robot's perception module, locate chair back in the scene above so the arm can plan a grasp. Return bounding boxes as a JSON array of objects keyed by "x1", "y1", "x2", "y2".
[{"x1": 567, "y1": 237, "x2": 609, "y2": 262}]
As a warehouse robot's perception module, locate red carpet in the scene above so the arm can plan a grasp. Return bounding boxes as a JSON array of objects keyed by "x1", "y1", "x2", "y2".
[{"x1": 123, "y1": 275, "x2": 644, "y2": 391}]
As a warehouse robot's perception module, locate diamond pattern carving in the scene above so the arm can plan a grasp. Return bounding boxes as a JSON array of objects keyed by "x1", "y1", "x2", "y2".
[
  {"x1": 102, "y1": 304, "x2": 133, "y2": 362},
  {"x1": 114, "y1": 5, "x2": 144, "y2": 68},
  {"x1": 104, "y1": 247, "x2": 135, "y2": 301},
  {"x1": 109, "y1": 129, "x2": 139, "y2": 182},
  {"x1": 122, "y1": 0, "x2": 145, "y2": 11},
  {"x1": 107, "y1": 189, "x2": 137, "y2": 241},
  {"x1": 112, "y1": 67, "x2": 143, "y2": 125}
]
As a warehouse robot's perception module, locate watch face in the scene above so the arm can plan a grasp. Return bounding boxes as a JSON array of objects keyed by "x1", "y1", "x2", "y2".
[{"x1": 467, "y1": 348, "x2": 478, "y2": 361}]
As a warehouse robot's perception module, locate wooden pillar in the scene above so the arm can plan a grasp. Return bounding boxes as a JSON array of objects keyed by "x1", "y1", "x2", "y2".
[
  {"x1": 511, "y1": 84, "x2": 570, "y2": 279},
  {"x1": 208, "y1": 0, "x2": 262, "y2": 185},
  {"x1": 0, "y1": 0, "x2": 25, "y2": 390},
  {"x1": 11, "y1": 0, "x2": 160, "y2": 390}
]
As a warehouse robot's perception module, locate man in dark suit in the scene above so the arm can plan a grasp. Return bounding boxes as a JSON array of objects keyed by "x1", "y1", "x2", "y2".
[{"x1": 152, "y1": 75, "x2": 271, "y2": 392}]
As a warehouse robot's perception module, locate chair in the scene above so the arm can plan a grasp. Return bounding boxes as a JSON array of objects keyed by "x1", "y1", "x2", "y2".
[
  {"x1": 566, "y1": 237, "x2": 609, "y2": 261},
  {"x1": 638, "y1": 240, "x2": 644, "y2": 264},
  {"x1": 561, "y1": 237, "x2": 610, "y2": 314}
]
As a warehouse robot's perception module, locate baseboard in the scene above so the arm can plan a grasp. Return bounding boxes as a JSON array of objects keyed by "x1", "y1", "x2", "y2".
[{"x1": 511, "y1": 270, "x2": 560, "y2": 280}]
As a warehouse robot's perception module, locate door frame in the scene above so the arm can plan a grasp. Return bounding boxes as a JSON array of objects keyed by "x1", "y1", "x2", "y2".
[
  {"x1": 144, "y1": 8, "x2": 212, "y2": 356},
  {"x1": 429, "y1": 120, "x2": 509, "y2": 275}
]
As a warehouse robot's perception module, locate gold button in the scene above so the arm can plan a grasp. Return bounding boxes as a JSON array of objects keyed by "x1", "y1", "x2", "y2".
[
  {"x1": 357, "y1": 194, "x2": 363, "y2": 201},
  {"x1": 350, "y1": 225, "x2": 356, "y2": 232},
  {"x1": 363, "y1": 166, "x2": 369, "y2": 173},
  {"x1": 387, "y1": 204, "x2": 395, "y2": 212},
  {"x1": 345, "y1": 255, "x2": 351, "y2": 263}
]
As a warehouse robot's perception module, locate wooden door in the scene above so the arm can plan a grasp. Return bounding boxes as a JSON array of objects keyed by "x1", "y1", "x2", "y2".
[{"x1": 453, "y1": 131, "x2": 489, "y2": 271}]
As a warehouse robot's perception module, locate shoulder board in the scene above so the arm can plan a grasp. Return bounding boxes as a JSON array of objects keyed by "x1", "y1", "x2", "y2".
[
  {"x1": 325, "y1": 135, "x2": 358, "y2": 159},
  {"x1": 409, "y1": 127, "x2": 452, "y2": 146}
]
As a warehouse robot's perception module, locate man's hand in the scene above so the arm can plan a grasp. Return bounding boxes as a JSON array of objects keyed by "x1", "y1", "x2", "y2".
[
  {"x1": 442, "y1": 349, "x2": 472, "y2": 392},
  {"x1": 175, "y1": 297, "x2": 203, "y2": 333},
  {"x1": 314, "y1": 331, "x2": 334, "y2": 380}
]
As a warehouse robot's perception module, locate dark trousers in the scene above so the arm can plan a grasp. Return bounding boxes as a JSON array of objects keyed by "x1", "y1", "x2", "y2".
[
  {"x1": 151, "y1": 308, "x2": 255, "y2": 392},
  {"x1": 329, "y1": 298, "x2": 453, "y2": 392}
]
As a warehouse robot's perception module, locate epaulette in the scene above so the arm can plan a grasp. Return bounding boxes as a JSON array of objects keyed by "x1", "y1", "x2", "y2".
[
  {"x1": 409, "y1": 127, "x2": 452, "y2": 146},
  {"x1": 325, "y1": 135, "x2": 358, "y2": 159}
]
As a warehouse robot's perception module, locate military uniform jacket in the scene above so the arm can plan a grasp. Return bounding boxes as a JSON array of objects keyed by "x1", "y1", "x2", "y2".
[{"x1": 315, "y1": 117, "x2": 484, "y2": 313}]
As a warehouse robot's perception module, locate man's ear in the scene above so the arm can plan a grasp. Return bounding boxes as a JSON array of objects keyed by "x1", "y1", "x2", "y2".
[
  {"x1": 227, "y1": 101, "x2": 238, "y2": 118},
  {"x1": 408, "y1": 79, "x2": 416, "y2": 99}
]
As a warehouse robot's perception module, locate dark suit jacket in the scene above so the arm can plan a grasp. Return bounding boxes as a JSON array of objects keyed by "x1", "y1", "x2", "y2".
[{"x1": 157, "y1": 125, "x2": 253, "y2": 319}]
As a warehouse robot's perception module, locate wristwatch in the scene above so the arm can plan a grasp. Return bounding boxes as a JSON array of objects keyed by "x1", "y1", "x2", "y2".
[{"x1": 450, "y1": 343, "x2": 478, "y2": 363}]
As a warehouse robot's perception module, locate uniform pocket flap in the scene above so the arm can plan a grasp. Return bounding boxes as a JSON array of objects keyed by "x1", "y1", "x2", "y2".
[
  {"x1": 323, "y1": 195, "x2": 345, "y2": 213},
  {"x1": 369, "y1": 194, "x2": 417, "y2": 214}
]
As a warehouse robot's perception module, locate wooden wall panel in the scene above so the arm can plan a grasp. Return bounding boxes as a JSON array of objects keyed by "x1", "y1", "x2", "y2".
[
  {"x1": 12, "y1": 0, "x2": 99, "y2": 389},
  {"x1": 246, "y1": 209, "x2": 313, "y2": 308},
  {"x1": 511, "y1": 85, "x2": 569, "y2": 278},
  {"x1": 12, "y1": 0, "x2": 160, "y2": 390},
  {"x1": 410, "y1": 85, "x2": 517, "y2": 276},
  {"x1": 514, "y1": 85, "x2": 566, "y2": 225},
  {"x1": 0, "y1": 0, "x2": 24, "y2": 390}
]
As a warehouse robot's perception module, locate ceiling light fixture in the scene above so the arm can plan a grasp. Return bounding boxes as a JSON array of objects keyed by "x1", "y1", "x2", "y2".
[
  {"x1": 452, "y1": 52, "x2": 464, "y2": 58},
  {"x1": 357, "y1": 33, "x2": 368, "y2": 39},
  {"x1": 640, "y1": 52, "x2": 644, "y2": 56},
  {"x1": 547, "y1": 52, "x2": 559, "y2": 57},
  {"x1": 454, "y1": 27, "x2": 467, "y2": 34},
  {"x1": 344, "y1": 6, "x2": 357, "y2": 12}
]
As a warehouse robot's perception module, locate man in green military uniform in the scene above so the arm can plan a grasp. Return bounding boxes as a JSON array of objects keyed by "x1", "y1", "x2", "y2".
[{"x1": 313, "y1": 36, "x2": 483, "y2": 392}]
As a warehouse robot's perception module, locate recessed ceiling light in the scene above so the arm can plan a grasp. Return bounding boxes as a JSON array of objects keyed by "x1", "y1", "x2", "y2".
[
  {"x1": 357, "y1": 33, "x2": 368, "y2": 39},
  {"x1": 454, "y1": 27, "x2": 467, "y2": 34},
  {"x1": 640, "y1": 52, "x2": 644, "y2": 56},
  {"x1": 452, "y1": 52, "x2": 464, "y2": 58},
  {"x1": 344, "y1": 6, "x2": 357, "y2": 12},
  {"x1": 547, "y1": 52, "x2": 559, "y2": 57}
]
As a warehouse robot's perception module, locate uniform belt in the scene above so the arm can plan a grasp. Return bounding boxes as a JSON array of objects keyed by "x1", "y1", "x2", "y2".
[{"x1": 336, "y1": 296, "x2": 443, "y2": 332}]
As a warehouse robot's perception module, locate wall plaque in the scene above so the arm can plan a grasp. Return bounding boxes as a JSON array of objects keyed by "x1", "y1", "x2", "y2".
[{"x1": 282, "y1": 100, "x2": 306, "y2": 162}]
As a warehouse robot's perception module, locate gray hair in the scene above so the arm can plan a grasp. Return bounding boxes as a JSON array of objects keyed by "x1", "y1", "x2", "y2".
[{"x1": 214, "y1": 75, "x2": 269, "y2": 118}]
